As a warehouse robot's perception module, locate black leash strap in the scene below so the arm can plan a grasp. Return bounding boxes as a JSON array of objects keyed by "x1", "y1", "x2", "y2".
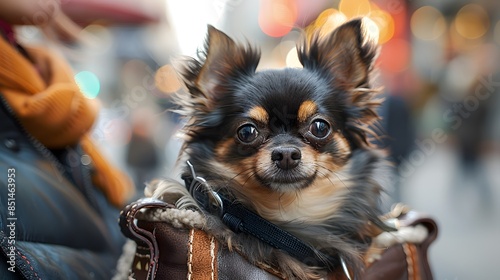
[{"x1": 221, "y1": 196, "x2": 325, "y2": 266}]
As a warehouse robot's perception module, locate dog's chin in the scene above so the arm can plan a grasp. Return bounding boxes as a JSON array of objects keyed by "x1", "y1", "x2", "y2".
[
  {"x1": 252, "y1": 161, "x2": 319, "y2": 192},
  {"x1": 256, "y1": 173, "x2": 317, "y2": 192}
]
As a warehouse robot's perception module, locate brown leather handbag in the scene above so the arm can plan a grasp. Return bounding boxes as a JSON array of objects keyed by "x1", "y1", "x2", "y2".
[{"x1": 119, "y1": 199, "x2": 437, "y2": 280}]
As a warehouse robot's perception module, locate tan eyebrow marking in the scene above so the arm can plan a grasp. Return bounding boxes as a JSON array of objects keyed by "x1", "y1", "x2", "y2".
[
  {"x1": 297, "y1": 100, "x2": 317, "y2": 122},
  {"x1": 248, "y1": 106, "x2": 269, "y2": 123}
]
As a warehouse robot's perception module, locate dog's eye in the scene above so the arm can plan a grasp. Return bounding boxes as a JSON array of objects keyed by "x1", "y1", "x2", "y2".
[
  {"x1": 237, "y1": 124, "x2": 258, "y2": 143},
  {"x1": 309, "y1": 119, "x2": 330, "y2": 139}
]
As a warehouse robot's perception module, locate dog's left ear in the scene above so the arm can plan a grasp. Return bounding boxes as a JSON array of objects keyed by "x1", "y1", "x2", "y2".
[
  {"x1": 182, "y1": 25, "x2": 260, "y2": 108},
  {"x1": 298, "y1": 18, "x2": 379, "y2": 89}
]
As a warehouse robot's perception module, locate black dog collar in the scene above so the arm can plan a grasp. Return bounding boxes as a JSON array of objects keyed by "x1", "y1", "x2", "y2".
[{"x1": 182, "y1": 161, "x2": 349, "y2": 276}]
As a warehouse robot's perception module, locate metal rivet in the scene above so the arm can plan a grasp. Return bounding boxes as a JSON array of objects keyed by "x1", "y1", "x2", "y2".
[
  {"x1": 4, "y1": 138, "x2": 20, "y2": 152},
  {"x1": 81, "y1": 154, "x2": 92, "y2": 166}
]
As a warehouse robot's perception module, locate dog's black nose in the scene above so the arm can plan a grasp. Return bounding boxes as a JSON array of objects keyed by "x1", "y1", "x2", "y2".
[{"x1": 271, "y1": 147, "x2": 301, "y2": 170}]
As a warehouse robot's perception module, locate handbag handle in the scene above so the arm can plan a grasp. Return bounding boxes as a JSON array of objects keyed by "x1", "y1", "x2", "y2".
[
  {"x1": 119, "y1": 198, "x2": 172, "y2": 280},
  {"x1": 399, "y1": 210, "x2": 438, "y2": 279},
  {"x1": 364, "y1": 208, "x2": 438, "y2": 280}
]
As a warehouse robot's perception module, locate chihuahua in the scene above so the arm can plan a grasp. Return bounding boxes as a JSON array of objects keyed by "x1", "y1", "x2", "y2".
[{"x1": 153, "y1": 18, "x2": 390, "y2": 279}]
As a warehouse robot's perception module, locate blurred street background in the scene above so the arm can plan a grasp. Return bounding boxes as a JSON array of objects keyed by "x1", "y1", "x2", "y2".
[{"x1": 19, "y1": 0, "x2": 500, "y2": 279}]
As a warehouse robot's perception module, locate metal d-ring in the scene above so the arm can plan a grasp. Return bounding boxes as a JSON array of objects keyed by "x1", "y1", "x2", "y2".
[
  {"x1": 186, "y1": 161, "x2": 224, "y2": 217},
  {"x1": 186, "y1": 160, "x2": 198, "y2": 194},
  {"x1": 340, "y1": 256, "x2": 352, "y2": 280}
]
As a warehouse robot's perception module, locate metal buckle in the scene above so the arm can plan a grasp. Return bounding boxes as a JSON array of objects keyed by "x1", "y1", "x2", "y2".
[
  {"x1": 186, "y1": 161, "x2": 223, "y2": 217},
  {"x1": 340, "y1": 256, "x2": 352, "y2": 280}
]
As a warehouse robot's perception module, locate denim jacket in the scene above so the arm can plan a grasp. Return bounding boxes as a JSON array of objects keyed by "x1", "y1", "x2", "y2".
[{"x1": 0, "y1": 96, "x2": 125, "y2": 279}]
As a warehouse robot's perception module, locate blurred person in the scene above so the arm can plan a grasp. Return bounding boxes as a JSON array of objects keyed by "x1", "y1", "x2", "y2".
[
  {"x1": 375, "y1": 92, "x2": 416, "y2": 210},
  {"x1": 126, "y1": 108, "x2": 160, "y2": 193},
  {"x1": 369, "y1": 69, "x2": 419, "y2": 210},
  {"x1": 0, "y1": 0, "x2": 134, "y2": 279},
  {"x1": 441, "y1": 39, "x2": 496, "y2": 207}
]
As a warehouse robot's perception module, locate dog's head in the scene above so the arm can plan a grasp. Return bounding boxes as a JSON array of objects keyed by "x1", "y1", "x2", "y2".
[{"x1": 176, "y1": 18, "x2": 382, "y2": 216}]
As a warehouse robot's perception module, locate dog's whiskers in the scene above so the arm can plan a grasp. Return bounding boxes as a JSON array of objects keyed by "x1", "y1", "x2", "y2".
[
  {"x1": 222, "y1": 166, "x2": 255, "y2": 189},
  {"x1": 314, "y1": 162, "x2": 350, "y2": 191}
]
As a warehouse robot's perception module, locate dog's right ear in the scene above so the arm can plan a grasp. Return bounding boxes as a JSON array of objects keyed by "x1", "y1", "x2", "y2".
[
  {"x1": 298, "y1": 18, "x2": 382, "y2": 147},
  {"x1": 298, "y1": 18, "x2": 379, "y2": 89},
  {"x1": 180, "y1": 25, "x2": 260, "y2": 110}
]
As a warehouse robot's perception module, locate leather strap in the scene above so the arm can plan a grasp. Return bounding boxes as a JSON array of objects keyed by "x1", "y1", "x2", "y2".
[{"x1": 119, "y1": 198, "x2": 171, "y2": 280}]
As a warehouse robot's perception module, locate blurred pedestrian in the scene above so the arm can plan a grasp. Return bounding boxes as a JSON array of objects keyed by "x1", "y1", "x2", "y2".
[
  {"x1": 0, "y1": 0, "x2": 134, "y2": 279},
  {"x1": 126, "y1": 108, "x2": 160, "y2": 193},
  {"x1": 374, "y1": 92, "x2": 416, "y2": 211},
  {"x1": 440, "y1": 39, "x2": 496, "y2": 209}
]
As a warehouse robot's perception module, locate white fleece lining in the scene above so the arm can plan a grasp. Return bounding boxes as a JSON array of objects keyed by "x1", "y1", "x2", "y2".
[
  {"x1": 373, "y1": 224, "x2": 429, "y2": 248},
  {"x1": 138, "y1": 207, "x2": 206, "y2": 229}
]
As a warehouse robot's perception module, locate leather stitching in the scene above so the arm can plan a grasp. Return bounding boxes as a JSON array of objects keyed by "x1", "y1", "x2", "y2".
[
  {"x1": 402, "y1": 243, "x2": 414, "y2": 280},
  {"x1": 188, "y1": 229, "x2": 195, "y2": 280},
  {"x1": 210, "y1": 236, "x2": 216, "y2": 280}
]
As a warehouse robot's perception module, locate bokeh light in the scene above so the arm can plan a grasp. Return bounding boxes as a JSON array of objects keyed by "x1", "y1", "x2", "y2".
[
  {"x1": 259, "y1": 0, "x2": 298, "y2": 37},
  {"x1": 309, "y1": 9, "x2": 347, "y2": 39},
  {"x1": 307, "y1": 5, "x2": 394, "y2": 45},
  {"x1": 75, "y1": 71, "x2": 101, "y2": 99},
  {"x1": 411, "y1": 6, "x2": 447, "y2": 41},
  {"x1": 155, "y1": 64, "x2": 182, "y2": 94},
  {"x1": 454, "y1": 4, "x2": 489, "y2": 40},
  {"x1": 339, "y1": 0, "x2": 371, "y2": 19},
  {"x1": 369, "y1": 9, "x2": 395, "y2": 44}
]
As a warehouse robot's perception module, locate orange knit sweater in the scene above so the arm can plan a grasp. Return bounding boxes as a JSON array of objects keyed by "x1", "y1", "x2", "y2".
[{"x1": 0, "y1": 36, "x2": 133, "y2": 207}]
